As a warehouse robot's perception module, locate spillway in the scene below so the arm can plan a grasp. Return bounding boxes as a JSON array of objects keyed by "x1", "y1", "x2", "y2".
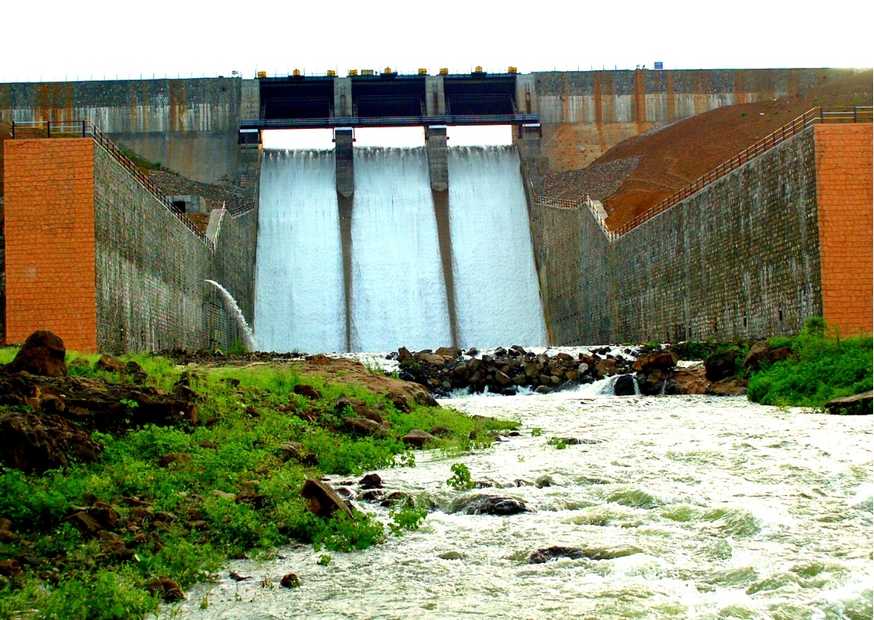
[
  {"x1": 254, "y1": 150, "x2": 346, "y2": 352},
  {"x1": 350, "y1": 148, "x2": 451, "y2": 351},
  {"x1": 254, "y1": 143, "x2": 548, "y2": 352},
  {"x1": 448, "y1": 146, "x2": 547, "y2": 348}
]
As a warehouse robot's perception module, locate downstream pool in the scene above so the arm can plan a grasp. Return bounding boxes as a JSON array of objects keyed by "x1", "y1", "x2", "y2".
[{"x1": 165, "y1": 390, "x2": 873, "y2": 619}]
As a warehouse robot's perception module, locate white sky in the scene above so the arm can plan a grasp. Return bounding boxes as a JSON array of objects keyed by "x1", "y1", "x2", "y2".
[{"x1": 1, "y1": 0, "x2": 871, "y2": 83}]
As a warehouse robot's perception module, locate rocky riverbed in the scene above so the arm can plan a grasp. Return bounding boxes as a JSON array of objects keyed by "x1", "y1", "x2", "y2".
[{"x1": 166, "y1": 387, "x2": 873, "y2": 619}]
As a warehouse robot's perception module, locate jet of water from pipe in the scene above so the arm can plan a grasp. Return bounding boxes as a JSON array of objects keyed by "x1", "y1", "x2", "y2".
[{"x1": 205, "y1": 280, "x2": 258, "y2": 352}]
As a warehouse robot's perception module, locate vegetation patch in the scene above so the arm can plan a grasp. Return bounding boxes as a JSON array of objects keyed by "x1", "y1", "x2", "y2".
[
  {"x1": 747, "y1": 318, "x2": 872, "y2": 408},
  {"x1": 0, "y1": 347, "x2": 515, "y2": 619}
]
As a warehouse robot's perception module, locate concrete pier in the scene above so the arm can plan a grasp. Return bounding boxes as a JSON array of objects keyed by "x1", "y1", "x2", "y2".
[
  {"x1": 334, "y1": 128, "x2": 354, "y2": 198},
  {"x1": 425, "y1": 125, "x2": 449, "y2": 192}
]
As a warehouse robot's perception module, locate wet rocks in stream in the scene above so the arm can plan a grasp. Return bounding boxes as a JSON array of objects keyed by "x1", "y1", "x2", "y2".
[
  {"x1": 397, "y1": 346, "x2": 633, "y2": 397},
  {"x1": 450, "y1": 494, "x2": 528, "y2": 516}
]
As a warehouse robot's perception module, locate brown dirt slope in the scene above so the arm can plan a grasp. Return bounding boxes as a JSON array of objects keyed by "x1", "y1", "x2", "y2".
[{"x1": 591, "y1": 70, "x2": 872, "y2": 230}]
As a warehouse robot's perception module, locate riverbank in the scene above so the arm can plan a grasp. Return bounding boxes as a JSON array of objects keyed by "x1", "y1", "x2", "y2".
[{"x1": 0, "y1": 335, "x2": 516, "y2": 619}]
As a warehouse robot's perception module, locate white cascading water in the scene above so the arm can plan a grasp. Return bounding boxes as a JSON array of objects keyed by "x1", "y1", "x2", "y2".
[
  {"x1": 350, "y1": 148, "x2": 451, "y2": 350},
  {"x1": 205, "y1": 280, "x2": 258, "y2": 351},
  {"x1": 254, "y1": 150, "x2": 346, "y2": 352},
  {"x1": 254, "y1": 144, "x2": 548, "y2": 352},
  {"x1": 448, "y1": 146, "x2": 548, "y2": 348}
]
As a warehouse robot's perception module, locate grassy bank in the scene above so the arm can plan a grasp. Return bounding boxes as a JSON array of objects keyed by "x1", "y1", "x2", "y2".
[
  {"x1": 0, "y1": 350, "x2": 515, "y2": 619},
  {"x1": 747, "y1": 321, "x2": 872, "y2": 408}
]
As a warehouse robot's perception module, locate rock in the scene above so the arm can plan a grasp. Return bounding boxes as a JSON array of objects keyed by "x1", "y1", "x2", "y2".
[
  {"x1": 96, "y1": 355, "x2": 125, "y2": 373},
  {"x1": 148, "y1": 577, "x2": 185, "y2": 602},
  {"x1": 577, "y1": 363, "x2": 590, "y2": 379},
  {"x1": 704, "y1": 350, "x2": 740, "y2": 382},
  {"x1": 825, "y1": 391, "x2": 872, "y2": 415},
  {"x1": 666, "y1": 366, "x2": 710, "y2": 395},
  {"x1": 280, "y1": 573, "x2": 301, "y2": 589},
  {"x1": 0, "y1": 518, "x2": 15, "y2": 543},
  {"x1": 613, "y1": 375, "x2": 637, "y2": 396},
  {"x1": 708, "y1": 377, "x2": 747, "y2": 396},
  {"x1": 450, "y1": 494, "x2": 528, "y2": 516},
  {"x1": 494, "y1": 370, "x2": 512, "y2": 386},
  {"x1": 229, "y1": 571, "x2": 251, "y2": 582},
  {"x1": 534, "y1": 385, "x2": 552, "y2": 395},
  {"x1": 632, "y1": 350, "x2": 678, "y2": 373},
  {"x1": 0, "y1": 412, "x2": 102, "y2": 472},
  {"x1": 293, "y1": 384, "x2": 321, "y2": 400},
  {"x1": 534, "y1": 475, "x2": 553, "y2": 488},
  {"x1": 4, "y1": 331, "x2": 67, "y2": 377},
  {"x1": 528, "y1": 546, "x2": 585, "y2": 563},
  {"x1": 500, "y1": 387, "x2": 517, "y2": 396},
  {"x1": 358, "y1": 489, "x2": 384, "y2": 502},
  {"x1": 277, "y1": 441, "x2": 316, "y2": 465},
  {"x1": 65, "y1": 502, "x2": 119, "y2": 535},
  {"x1": 402, "y1": 429, "x2": 436, "y2": 448},
  {"x1": 594, "y1": 358, "x2": 618, "y2": 379},
  {"x1": 438, "y1": 551, "x2": 465, "y2": 560},
  {"x1": 157, "y1": 452, "x2": 191, "y2": 468},
  {"x1": 359, "y1": 473, "x2": 383, "y2": 489},
  {"x1": 397, "y1": 347, "x2": 413, "y2": 362},
  {"x1": 0, "y1": 559, "x2": 23, "y2": 578},
  {"x1": 466, "y1": 348, "x2": 479, "y2": 357},
  {"x1": 743, "y1": 341, "x2": 794, "y2": 372},
  {"x1": 98, "y1": 530, "x2": 133, "y2": 560},
  {"x1": 380, "y1": 491, "x2": 413, "y2": 507},
  {"x1": 343, "y1": 417, "x2": 388, "y2": 437},
  {"x1": 300, "y1": 479, "x2": 353, "y2": 519},
  {"x1": 417, "y1": 353, "x2": 447, "y2": 367},
  {"x1": 435, "y1": 346, "x2": 461, "y2": 359}
]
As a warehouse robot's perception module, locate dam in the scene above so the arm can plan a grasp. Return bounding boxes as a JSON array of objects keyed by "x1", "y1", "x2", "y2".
[{"x1": 0, "y1": 68, "x2": 871, "y2": 352}]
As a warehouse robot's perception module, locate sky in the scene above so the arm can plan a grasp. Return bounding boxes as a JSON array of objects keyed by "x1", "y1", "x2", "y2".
[{"x1": 1, "y1": 0, "x2": 871, "y2": 83}]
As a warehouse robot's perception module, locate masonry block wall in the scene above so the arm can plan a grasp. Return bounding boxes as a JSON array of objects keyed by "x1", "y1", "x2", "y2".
[
  {"x1": 93, "y1": 146, "x2": 211, "y2": 353},
  {"x1": 532, "y1": 126, "x2": 831, "y2": 344},
  {"x1": 3, "y1": 139, "x2": 98, "y2": 351},
  {"x1": 814, "y1": 124, "x2": 873, "y2": 335}
]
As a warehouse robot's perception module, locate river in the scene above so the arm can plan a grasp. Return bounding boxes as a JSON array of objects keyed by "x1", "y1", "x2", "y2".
[{"x1": 168, "y1": 389, "x2": 873, "y2": 619}]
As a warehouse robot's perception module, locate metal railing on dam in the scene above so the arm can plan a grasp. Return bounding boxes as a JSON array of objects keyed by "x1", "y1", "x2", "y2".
[
  {"x1": 7, "y1": 119, "x2": 211, "y2": 246},
  {"x1": 532, "y1": 105, "x2": 872, "y2": 238}
]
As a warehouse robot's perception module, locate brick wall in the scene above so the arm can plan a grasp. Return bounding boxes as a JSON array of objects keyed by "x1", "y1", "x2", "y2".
[
  {"x1": 3, "y1": 139, "x2": 98, "y2": 351},
  {"x1": 814, "y1": 124, "x2": 873, "y2": 335},
  {"x1": 531, "y1": 127, "x2": 826, "y2": 343}
]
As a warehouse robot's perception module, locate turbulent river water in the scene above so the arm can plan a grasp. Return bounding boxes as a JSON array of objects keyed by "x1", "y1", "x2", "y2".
[{"x1": 167, "y1": 389, "x2": 873, "y2": 619}]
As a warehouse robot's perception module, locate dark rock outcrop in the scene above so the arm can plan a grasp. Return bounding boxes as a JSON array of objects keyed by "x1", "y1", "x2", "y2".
[
  {"x1": 743, "y1": 341, "x2": 794, "y2": 372},
  {"x1": 704, "y1": 350, "x2": 740, "y2": 382},
  {"x1": 528, "y1": 546, "x2": 586, "y2": 563},
  {"x1": 4, "y1": 331, "x2": 67, "y2": 377},
  {"x1": 0, "y1": 412, "x2": 102, "y2": 472},
  {"x1": 613, "y1": 374, "x2": 637, "y2": 396},
  {"x1": 450, "y1": 494, "x2": 528, "y2": 516},
  {"x1": 825, "y1": 391, "x2": 872, "y2": 415},
  {"x1": 300, "y1": 479, "x2": 353, "y2": 519},
  {"x1": 402, "y1": 429, "x2": 436, "y2": 448}
]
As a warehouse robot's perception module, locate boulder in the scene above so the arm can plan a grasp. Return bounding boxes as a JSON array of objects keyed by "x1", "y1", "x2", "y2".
[
  {"x1": 359, "y1": 473, "x2": 383, "y2": 489},
  {"x1": 277, "y1": 441, "x2": 317, "y2": 465},
  {"x1": 743, "y1": 341, "x2": 794, "y2": 372},
  {"x1": 825, "y1": 391, "x2": 872, "y2": 415},
  {"x1": 300, "y1": 479, "x2": 353, "y2": 519},
  {"x1": 708, "y1": 377, "x2": 747, "y2": 396},
  {"x1": 147, "y1": 577, "x2": 185, "y2": 602},
  {"x1": 402, "y1": 429, "x2": 436, "y2": 448},
  {"x1": 343, "y1": 417, "x2": 388, "y2": 437},
  {"x1": 435, "y1": 346, "x2": 461, "y2": 359},
  {"x1": 450, "y1": 494, "x2": 528, "y2": 516},
  {"x1": 594, "y1": 358, "x2": 618, "y2": 379},
  {"x1": 280, "y1": 573, "x2": 301, "y2": 588},
  {"x1": 0, "y1": 559, "x2": 22, "y2": 578},
  {"x1": 637, "y1": 368, "x2": 669, "y2": 396},
  {"x1": 613, "y1": 374, "x2": 637, "y2": 396},
  {"x1": 528, "y1": 546, "x2": 585, "y2": 563},
  {"x1": 293, "y1": 384, "x2": 321, "y2": 400},
  {"x1": 704, "y1": 350, "x2": 739, "y2": 382},
  {"x1": 666, "y1": 366, "x2": 710, "y2": 395},
  {"x1": 4, "y1": 331, "x2": 67, "y2": 377},
  {"x1": 632, "y1": 350, "x2": 677, "y2": 373},
  {"x1": 96, "y1": 355, "x2": 125, "y2": 373},
  {"x1": 0, "y1": 412, "x2": 102, "y2": 472}
]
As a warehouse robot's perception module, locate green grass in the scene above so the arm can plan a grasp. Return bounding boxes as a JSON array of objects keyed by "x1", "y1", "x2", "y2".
[
  {"x1": 748, "y1": 319, "x2": 872, "y2": 408},
  {"x1": 0, "y1": 351, "x2": 516, "y2": 618}
]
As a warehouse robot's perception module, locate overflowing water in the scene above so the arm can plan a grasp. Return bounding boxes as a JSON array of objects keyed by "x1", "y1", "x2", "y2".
[
  {"x1": 349, "y1": 148, "x2": 451, "y2": 351},
  {"x1": 205, "y1": 280, "x2": 258, "y2": 351},
  {"x1": 167, "y1": 394, "x2": 872, "y2": 619},
  {"x1": 253, "y1": 145, "x2": 547, "y2": 353},
  {"x1": 448, "y1": 147, "x2": 547, "y2": 348},
  {"x1": 255, "y1": 150, "x2": 346, "y2": 352}
]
